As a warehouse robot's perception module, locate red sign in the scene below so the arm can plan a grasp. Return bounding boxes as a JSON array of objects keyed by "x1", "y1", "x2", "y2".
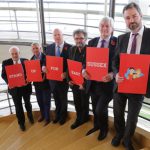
[
  {"x1": 5, "y1": 64, "x2": 26, "y2": 88},
  {"x1": 118, "y1": 53, "x2": 150, "y2": 94},
  {"x1": 24, "y1": 60, "x2": 43, "y2": 82},
  {"x1": 86, "y1": 47, "x2": 109, "y2": 81},
  {"x1": 67, "y1": 59, "x2": 84, "y2": 85},
  {"x1": 46, "y1": 56, "x2": 63, "y2": 81}
]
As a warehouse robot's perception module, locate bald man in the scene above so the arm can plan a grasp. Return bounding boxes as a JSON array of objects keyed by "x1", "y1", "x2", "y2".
[
  {"x1": 43, "y1": 28, "x2": 72, "y2": 125},
  {"x1": 1, "y1": 46, "x2": 34, "y2": 131}
]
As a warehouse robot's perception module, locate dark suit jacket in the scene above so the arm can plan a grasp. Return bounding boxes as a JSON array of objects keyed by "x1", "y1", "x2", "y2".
[
  {"x1": 1, "y1": 58, "x2": 32, "y2": 96},
  {"x1": 45, "y1": 42, "x2": 72, "y2": 91},
  {"x1": 86, "y1": 36, "x2": 117, "y2": 93},
  {"x1": 31, "y1": 52, "x2": 50, "y2": 90},
  {"x1": 112, "y1": 27, "x2": 150, "y2": 98}
]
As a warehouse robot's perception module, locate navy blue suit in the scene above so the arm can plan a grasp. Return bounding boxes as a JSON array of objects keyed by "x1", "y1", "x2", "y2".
[
  {"x1": 86, "y1": 36, "x2": 117, "y2": 132},
  {"x1": 31, "y1": 53, "x2": 51, "y2": 122},
  {"x1": 112, "y1": 27, "x2": 150, "y2": 144},
  {"x1": 45, "y1": 42, "x2": 72, "y2": 122},
  {"x1": 1, "y1": 58, "x2": 33, "y2": 126}
]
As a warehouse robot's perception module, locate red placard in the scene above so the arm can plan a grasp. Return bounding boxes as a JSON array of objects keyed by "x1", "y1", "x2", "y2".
[
  {"x1": 46, "y1": 56, "x2": 63, "y2": 81},
  {"x1": 24, "y1": 60, "x2": 43, "y2": 82},
  {"x1": 86, "y1": 47, "x2": 109, "y2": 81},
  {"x1": 5, "y1": 64, "x2": 26, "y2": 88},
  {"x1": 67, "y1": 59, "x2": 84, "y2": 85},
  {"x1": 118, "y1": 53, "x2": 150, "y2": 94}
]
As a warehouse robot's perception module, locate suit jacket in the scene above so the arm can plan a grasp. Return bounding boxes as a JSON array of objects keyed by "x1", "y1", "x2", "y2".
[
  {"x1": 86, "y1": 36, "x2": 117, "y2": 93},
  {"x1": 112, "y1": 27, "x2": 150, "y2": 98},
  {"x1": 31, "y1": 52, "x2": 50, "y2": 90},
  {"x1": 45, "y1": 42, "x2": 72, "y2": 91},
  {"x1": 1, "y1": 58, "x2": 32, "y2": 96}
]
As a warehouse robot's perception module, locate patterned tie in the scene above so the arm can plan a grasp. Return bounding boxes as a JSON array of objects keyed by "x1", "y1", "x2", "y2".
[
  {"x1": 56, "y1": 46, "x2": 61, "y2": 56},
  {"x1": 101, "y1": 40, "x2": 105, "y2": 48},
  {"x1": 130, "y1": 33, "x2": 138, "y2": 54}
]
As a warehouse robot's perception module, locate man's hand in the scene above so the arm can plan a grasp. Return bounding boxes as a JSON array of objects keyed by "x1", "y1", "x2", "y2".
[
  {"x1": 61, "y1": 72, "x2": 66, "y2": 80},
  {"x1": 103, "y1": 72, "x2": 114, "y2": 82},
  {"x1": 79, "y1": 84, "x2": 84, "y2": 90},
  {"x1": 42, "y1": 66, "x2": 48, "y2": 73},
  {"x1": 115, "y1": 73, "x2": 124, "y2": 83},
  {"x1": 82, "y1": 70, "x2": 90, "y2": 80}
]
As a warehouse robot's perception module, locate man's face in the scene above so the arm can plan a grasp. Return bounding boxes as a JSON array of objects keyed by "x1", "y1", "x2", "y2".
[
  {"x1": 31, "y1": 45, "x2": 41, "y2": 56},
  {"x1": 53, "y1": 29, "x2": 63, "y2": 45},
  {"x1": 74, "y1": 33, "x2": 86, "y2": 48},
  {"x1": 10, "y1": 49, "x2": 20, "y2": 61},
  {"x1": 99, "y1": 21, "x2": 113, "y2": 39},
  {"x1": 123, "y1": 7, "x2": 142, "y2": 32}
]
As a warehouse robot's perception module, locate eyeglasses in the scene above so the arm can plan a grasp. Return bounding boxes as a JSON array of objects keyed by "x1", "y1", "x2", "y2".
[{"x1": 74, "y1": 37, "x2": 85, "y2": 40}]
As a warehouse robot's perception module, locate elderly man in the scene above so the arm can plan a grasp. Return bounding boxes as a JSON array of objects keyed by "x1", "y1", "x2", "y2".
[
  {"x1": 31, "y1": 43, "x2": 51, "y2": 126},
  {"x1": 43, "y1": 28, "x2": 72, "y2": 125},
  {"x1": 82, "y1": 16, "x2": 117, "y2": 140},
  {"x1": 68, "y1": 29, "x2": 90, "y2": 129},
  {"x1": 111, "y1": 2, "x2": 150, "y2": 150},
  {"x1": 1, "y1": 46, "x2": 34, "y2": 131}
]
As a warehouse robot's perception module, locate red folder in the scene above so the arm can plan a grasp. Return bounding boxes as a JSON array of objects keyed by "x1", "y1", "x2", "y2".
[
  {"x1": 46, "y1": 56, "x2": 63, "y2": 81},
  {"x1": 86, "y1": 47, "x2": 109, "y2": 81},
  {"x1": 118, "y1": 53, "x2": 150, "y2": 94},
  {"x1": 5, "y1": 64, "x2": 26, "y2": 88},
  {"x1": 67, "y1": 59, "x2": 84, "y2": 85},
  {"x1": 24, "y1": 60, "x2": 43, "y2": 82}
]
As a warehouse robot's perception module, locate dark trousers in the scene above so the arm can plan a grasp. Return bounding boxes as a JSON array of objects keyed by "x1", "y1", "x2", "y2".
[
  {"x1": 53, "y1": 82, "x2": 69, "y2": 121},
  {"x1": 72, "y1": 85, "x2": 89, "y2": 123},
  {"x1": 113, "y1": 93, "x2": 144, "y2": 143},
  {"x1": 12, "y1": 91, "x2": 32, "y2": 125},
  {"x1": 90, "y1": 90, "x2": 112, "y2": 131},
  {"x1": 35, "y1": 88, "x2": 51, "y2": 121}
]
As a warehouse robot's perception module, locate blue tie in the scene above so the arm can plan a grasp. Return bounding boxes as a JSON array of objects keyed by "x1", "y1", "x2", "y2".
[
  {"x1": 56, "y1": 46, "x2": 60, "y2": 56},
  {"x1": 101, "y1": 40, "x2": 105, "y2": 48}
]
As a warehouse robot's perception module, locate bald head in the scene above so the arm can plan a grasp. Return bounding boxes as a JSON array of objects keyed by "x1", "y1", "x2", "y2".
[
  {"x1": 9, "y1": 46, "x2": 20, "y2": 61},
  {"x1": 53, "y1": 28, "x2": 64, "y2": 45}
]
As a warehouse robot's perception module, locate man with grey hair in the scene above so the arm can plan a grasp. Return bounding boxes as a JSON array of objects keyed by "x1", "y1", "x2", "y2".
[
  {"x1": 68, "y1": 29, "x2": 90, "y2": 129},
  {"x1": 112, "y1": 2, "x2": 150, "y2": 150},
  {"x1": 82, "y1": 16, "x2": 117, "y2": 140},
  {"x1": 1, "y1": 46, "x2": 34, "y2": 131}
]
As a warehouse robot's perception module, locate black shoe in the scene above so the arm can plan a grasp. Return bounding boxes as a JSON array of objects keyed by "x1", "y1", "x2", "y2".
[
  {"x1": 19, "y1": 124, "x2": 26, "y2": 131},
  {"x1": 43, "y1": 120, "x2": 50, "y2": 127},
  {"x1": 53, "y1": 118, "x2": 59, "y2": 124},
  {"x1": 38, "y1": 116, "x2": 44, "y2": 122},
  {"x1": 122, "y1": 141, "x2": 135, "y2": 150},
  {"x1": 97, "y1": 130, "x2": 108, "y2": 141},
  {"x1": 86, "y1": 127, "x2": 99, "y2": 136},
  {"x1": 29, "y1": 117, "x2": 34, "y2": 124},
  {"x1": 59, "y1": 119, "x2": 66, "y2": 125},
  {"x1": 111, "y1": 135, "x2": 122, "y2": 147},
  {"x1": 70, "y1": 121, "x2": 82, "y2": 129}
]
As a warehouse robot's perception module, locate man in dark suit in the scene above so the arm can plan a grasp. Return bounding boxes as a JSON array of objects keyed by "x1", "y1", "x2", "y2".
[
  {"x1": 68, "y1": 29, "x2": 90, "y2": 130},
  {"x1": 31, "y1": 43, "x2": 51, "y2": 126},
  {"x1": 111, "y1": 3, "x2": 150, "y2": 150},
  {"x1": 1, "y1": 46, "x2": 34, "y2": 131},
  {"x1": 42, "y1": 28, "x2": 72, "y2": 125},
  {"x1": 82, "y1": 16, "x2": 117, "y2": 140}
]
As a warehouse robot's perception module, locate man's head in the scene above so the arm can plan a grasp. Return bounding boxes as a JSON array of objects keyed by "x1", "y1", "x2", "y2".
[
  {"x1": 9, "y1": 46, "x2": 20, "y2": 61},
  {"x1": 99, "y1": 16, "x2": 114, "y2": 39},
  {"x1": 73, "y1": 29, "x2": 87, "y2": 48},
  {"x1": 123, "y1": 2, "x2": 142, "y2": 33},
  {"x1": 53, "y1": 28, "x2": 63, "y2": 45},
  {"x1": 31, "y1": 43, "x2": 41, "y2": 56}
]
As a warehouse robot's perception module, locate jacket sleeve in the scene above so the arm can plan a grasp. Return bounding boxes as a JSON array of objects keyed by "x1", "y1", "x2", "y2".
[{"x1": 1, "y1": 61, "x2": 8, "y2": 84}]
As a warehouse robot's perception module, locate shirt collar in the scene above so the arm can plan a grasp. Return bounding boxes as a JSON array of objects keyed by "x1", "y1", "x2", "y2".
[
  {"x1": 130, "y1": 25, "x2": 144, "y2": 37},
  {"x1": 56, "y1": 41, "x2": 64, "y2": 49},
  {"x1": 13, "y1": 59, "x2": 21, "y2": 64},
  {"x1": 100, "y1": 35, "x2": 111, "y2": 43},
  {"x1": 34, "y1": 52, "x2": 41, "y2": 60}
]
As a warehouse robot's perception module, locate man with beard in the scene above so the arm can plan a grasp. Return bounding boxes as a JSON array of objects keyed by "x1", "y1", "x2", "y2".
[
  {"x1": 111, "y1": 2, "x2": 150, "y2": 150},
  {"x1": 68, "y1": 29, "x2": 89, "y2": 129}
]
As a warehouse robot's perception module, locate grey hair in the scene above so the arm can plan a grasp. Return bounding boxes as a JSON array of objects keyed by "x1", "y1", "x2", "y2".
[
  {"x1": 9, "y1": 46, "x2": 20, "y2": 53},
  {"x1": 31, "y1": 42, "x2": 41, "y2": 47},
  {"x1": 99, "y1": 16, "x2": 114, "y2": 29},
  {"x1": 123, "y1": 2, "x2": 142, "y2": 15},
  {"x1": 73, "y1": 29, "x2": 87, "y2": 40}
]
